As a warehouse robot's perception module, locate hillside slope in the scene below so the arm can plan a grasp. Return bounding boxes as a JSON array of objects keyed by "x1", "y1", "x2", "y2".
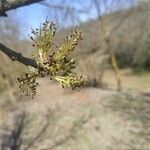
[{"x1": 58, "y1": 1, "x2": 150, "y2": 69}]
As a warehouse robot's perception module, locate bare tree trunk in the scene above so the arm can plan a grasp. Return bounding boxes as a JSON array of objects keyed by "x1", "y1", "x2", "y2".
[
  {"x1": 93, "y1": 0, "x2": 122, "y2": 91},
  {"x1": 99, "y1": 18, "x2": 122, "y2": 91},
  {"x1": 105, "y1": 38, "x2": 122, "y2": 91}
]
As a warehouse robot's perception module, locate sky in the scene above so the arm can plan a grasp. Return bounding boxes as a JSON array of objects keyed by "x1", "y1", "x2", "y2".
[
  {"x1": 11, "y1": 3, "x2": 48, "y2": 37},
  {"x1": 6, "y1": 0, "x2": 93, "y2": 38},
  {"x1": 4, "y1": 0, "x2": 137, "y2": 39}
]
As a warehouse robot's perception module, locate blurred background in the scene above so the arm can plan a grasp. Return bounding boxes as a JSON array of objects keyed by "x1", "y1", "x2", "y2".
[
  {"x1": 0, "y1": 0, "x2": 150, "y2": 98},
  {"x1": 0, "y1": 1, "x2": 150, "y2": 149}
]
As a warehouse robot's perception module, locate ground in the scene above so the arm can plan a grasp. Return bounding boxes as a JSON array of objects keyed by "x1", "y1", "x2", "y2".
[
  {"x1": 0, "y1": 77, "x2": 149, "y2": 150},
  {"x1": 103, "y1": 69, "x2": 150, "y2": 93}
]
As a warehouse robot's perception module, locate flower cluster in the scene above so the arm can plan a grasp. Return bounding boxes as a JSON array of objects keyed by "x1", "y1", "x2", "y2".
[{"x1": 17, "y1": 20, "x2": 87, "y2": 97}]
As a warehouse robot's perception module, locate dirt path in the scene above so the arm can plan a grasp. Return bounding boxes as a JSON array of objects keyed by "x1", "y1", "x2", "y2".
[{"x1": 0, "y1": 78, "x2": 149, "y2": 149}]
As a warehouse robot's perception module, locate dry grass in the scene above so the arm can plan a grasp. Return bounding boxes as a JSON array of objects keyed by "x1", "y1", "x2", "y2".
[
  {"x1": 0, "y1": 78, "x2": 149, "y2": 149},
  {"x1": 103, "y1": 93, "x2": 150, "y2": 150},
  {"x1": 0, "y1": 2, "x2": 150, "y2": 149},
  {"x1": 103, "y1": 69, "x2": 150, "y2": 92}
]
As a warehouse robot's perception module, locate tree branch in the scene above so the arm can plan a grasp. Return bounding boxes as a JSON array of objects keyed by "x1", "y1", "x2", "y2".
[
  {"x1": 0, "y1": 0, "x2": 44, "y2": 16},
  {"x1": 0, "y1": 42, "x2": 38, "y2": 68}
]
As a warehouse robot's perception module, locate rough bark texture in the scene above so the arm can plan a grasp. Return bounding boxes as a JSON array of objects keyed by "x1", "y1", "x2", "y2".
[
  {"x1": 0, "y1": 0, "x2": 44, "y2": 16},
  {"x1": 0, "y1": 42, "x2": 38, "y2": 68}
]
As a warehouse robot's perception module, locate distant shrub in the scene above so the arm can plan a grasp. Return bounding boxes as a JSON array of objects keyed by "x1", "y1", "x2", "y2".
[{"x1": 115, "y1": 34, "x2": 150, "y2": 71}]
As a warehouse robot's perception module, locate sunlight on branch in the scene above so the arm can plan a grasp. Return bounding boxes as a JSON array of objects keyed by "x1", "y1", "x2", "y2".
[{"x1": 17, "y1": 20, "x2": 87, "y2": 98}]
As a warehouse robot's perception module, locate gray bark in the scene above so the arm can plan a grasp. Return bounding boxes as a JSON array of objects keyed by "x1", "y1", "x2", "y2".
[
  {"x1": 0, "y1": 42, "x2": 38, "y2": 68},
  {"x1": 0, "y1": 0, "x2": 44, "y2": 16}
]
